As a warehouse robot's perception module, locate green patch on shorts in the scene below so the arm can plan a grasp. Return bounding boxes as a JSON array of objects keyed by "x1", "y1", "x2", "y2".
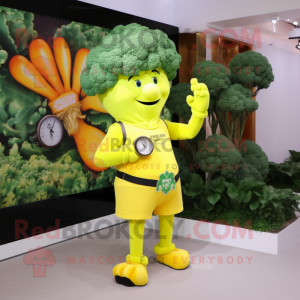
[{"x1": 156, "y1": 170, "x2": 176, "y2": 195}]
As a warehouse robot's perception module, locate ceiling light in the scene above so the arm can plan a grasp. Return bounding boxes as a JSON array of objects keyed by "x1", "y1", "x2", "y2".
[
  {"x1": 296, "y1": 39, "x2": 300, "y2": 50},
  {"x1": 293, "y1": 21, "x2": 298, "y2": 26},
  {"x1": 271, "y1": 17, "x2": 280, "y2": 24}
]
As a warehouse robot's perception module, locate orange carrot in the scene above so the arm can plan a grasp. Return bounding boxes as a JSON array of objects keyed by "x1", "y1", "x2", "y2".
[
  {"x1": 53, "y1": 37, "x2": 71, "y2": 92},
  {"x1": 73, "y1": 119, "x2": 108, "y2": 171},
  {"x1": 29, "y1": 39, "x2": 65, "y2": 95},
  {"x1": 9, "y1": 55, "x2": 59, "y2": 101},
  {"x1": 80, "y1": 95, "x2": 108, "y2": 113},
  {"x1": 80, "y1": 89, "x2": 87, "y2": 98},
  {"x1": 72, "y1": 48, "x2": 90, "y2": 95}
]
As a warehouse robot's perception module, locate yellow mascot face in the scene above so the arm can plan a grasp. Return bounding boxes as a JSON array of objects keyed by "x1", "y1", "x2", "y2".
[{"x1": 97, "y1": 68, "x2": 170, "y2": 126}]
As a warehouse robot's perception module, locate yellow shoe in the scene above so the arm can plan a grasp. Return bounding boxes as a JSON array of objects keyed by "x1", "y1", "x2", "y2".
[
  {"x1": 113, "y1": 262, "x2": 148, "y2": 287},
  {"x1": 157, "y1": 248, "x2": 190, "y2": 270}
]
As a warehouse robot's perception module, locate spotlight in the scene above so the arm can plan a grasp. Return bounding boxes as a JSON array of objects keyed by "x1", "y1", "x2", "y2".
[
  {"x1": 296, "y1": 39, "x2": 300, "y2": 50},
  {"x1": 293, "y1": 21, "x2": 298, "y2": 26},
  {"x1": 271, "y1": 17, "x2": 280, "y2": 24}
]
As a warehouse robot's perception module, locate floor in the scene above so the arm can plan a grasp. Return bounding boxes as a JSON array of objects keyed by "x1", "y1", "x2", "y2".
[{"x1": 1, "y1": 222, "x2": 300, "y2": 300}]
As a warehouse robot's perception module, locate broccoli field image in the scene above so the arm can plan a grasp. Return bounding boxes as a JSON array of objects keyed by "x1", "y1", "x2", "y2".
[{"x1": 0, "y1": 6, "x2": 116, "y2": 208}]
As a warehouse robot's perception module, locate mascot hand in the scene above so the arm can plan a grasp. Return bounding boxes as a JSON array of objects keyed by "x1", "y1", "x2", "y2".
[
  {"x1": 186, "y1": 78, "x2": 209, "y2": 115},
  {"x1": 126, "y1": 145, "x2": 140, "y2": 163}
]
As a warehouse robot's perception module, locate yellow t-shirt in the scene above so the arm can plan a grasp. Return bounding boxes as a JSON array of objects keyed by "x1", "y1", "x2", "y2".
[{"x1": 117, "y1": 119, "x2": 179, "y2": 180}]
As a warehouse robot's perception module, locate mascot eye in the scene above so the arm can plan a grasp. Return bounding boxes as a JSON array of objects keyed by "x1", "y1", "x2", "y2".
[
  {"x1": 135, "y1": 80, "x2": 142, "y2": 88},
  {"x1": 152, "y1": 77, "x2": 158, "y2": 84}
]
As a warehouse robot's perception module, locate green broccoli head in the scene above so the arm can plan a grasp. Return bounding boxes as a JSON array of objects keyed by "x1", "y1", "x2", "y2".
[
  {"x1": 192, "y1": 60, "x2": 231, "y2": 92},
  {"x1": 165, "y1": 83, "x2": 192, "y2": 123},
  {"x1": 217, "y1": 83, "x2": 259, "y2": 113},
  {"x1": 80, "y1": 23, "x2": 181, "y2": 96},
  {"x1": 195, "y1": 134, "x2": 242, "y2": 180},
  {"x1": 229, "y1": 51, "x2": 274, "y2": 92},
  {"x1": 237, "y1": 140, "x2": 269, "y2": 181}
]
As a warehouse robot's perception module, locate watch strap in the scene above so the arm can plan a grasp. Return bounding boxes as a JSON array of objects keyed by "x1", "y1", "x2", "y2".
[
  {"x1": 117, "y1": 121, "x2": 126, "y2": 146},
  {"x1": 160, "y1": 117, "x2": 168, "y2": 129}
]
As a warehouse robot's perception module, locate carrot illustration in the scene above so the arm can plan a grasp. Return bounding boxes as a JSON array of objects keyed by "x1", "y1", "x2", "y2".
[
  {"x1": 73, "y1": 119, "x2": 106, "y2": 171},
  {"x1": 72, "y1": 48, "x2": 90, "y2": 95},
  {"x1": 81, "y1": 95, "x2": 108, "y2": 113},
  {"x1": 9, "y1": 55, "x2": 59, "y2": 101},
  {"x1": 53, "y1": 37, "x2": 72, "y2": 92},
  {"x1": 29, "y1": 39, "x2": 65, "y2": 95},
  {"x1": 9, "y1": 37, "x2": 109, "y2": 171}
]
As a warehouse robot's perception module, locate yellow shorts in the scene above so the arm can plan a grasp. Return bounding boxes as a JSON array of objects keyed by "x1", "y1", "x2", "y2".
[{"x1": 114, "y1": 177, "x2": 183, "y2": 220}]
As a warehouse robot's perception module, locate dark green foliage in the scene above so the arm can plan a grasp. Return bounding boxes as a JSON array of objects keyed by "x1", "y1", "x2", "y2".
[
  {"x1": 84, "y1": 110, "x2": 115, "y2": 133},
  {"x1": 0, "y1": 7, "x2": 37, "y2": 58},
  {"x1": 54, "y1": 21, "x2": 111, "y2": 57},
  {"x1": 266, "y1": 150, "x2": 300, "y2": 193},
  {"x1": 229, "y1": 51, "x2": 274, "y2": 95},
  {"x1": 0, "y1": 46, "x2": 8, "y2": 66},
  {"x1": 0, "y1": 142, "x2": 116, "y2": 208},
  {"x1": 192, "y1": 60, "x2": 231, "y2": 92},
  {"x1": 218, "y1": 83, "x2": 258, "y2": 113},
  {"x1": 0, "y1": 68, "x2": 43, "y2": 141},
  {"x1": 81, "y1": 23, "x2": 181, "y2": 96},
  {"x1": 195, "y1": 134, "x2": 242, "y2": 180},
  {"x1": 177, "y1": 209, "x2": 284, "y2": 232},
  {"x1": 173, "y1": 147, "x2": 193, "y2": 184},
  {"x1": 238, "y1": 140, "x2": 269, "y2": 181},
  {"x1": 194, "y1": 134, "x2": 268, "y2": 182},
  {"x1": 89, "y1": 167, "x2": 116, "y2": 190},
  {"x1": 165, "y1": 83, "x2": 193, "y2": 123},
  {"x1": 289, "y1": 150, "x2": 300, "y2": 163},
  {"x1": 180, "y1": 173, "x2": 300, "y2": 232},
  {"x1": 217, "y1": 84, "x2": 259, "y2": 142}
]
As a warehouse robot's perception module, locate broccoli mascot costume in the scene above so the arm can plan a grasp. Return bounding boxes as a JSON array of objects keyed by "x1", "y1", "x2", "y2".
[{"x1": 81, "y1": 23, "x2": 209, "y2": 287}]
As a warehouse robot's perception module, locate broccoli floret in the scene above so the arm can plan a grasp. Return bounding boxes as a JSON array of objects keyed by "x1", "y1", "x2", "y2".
[
  {"x1": 195, "y1": 134, "x2": 242, "y2": 180},
  {"x1": 229, "y1": 51, "x2": 274, "y2": 95},
  {"x1": 81, "y1": 23, "x2": 181, "y2": 96},
  {"x1": 165, "y1": 83, "x2": 193, "y2": 123},
  {"x1": 192, "y1": 60, "x2": 231, "y2": 92},
  {"x1": 173, "y1": 147, "x2": 193, "y2": 183},
  {"x1": 237, "y1": 140, "x2": 269, "y2": 181},
  {"x1": 218, "y1": 83, "x2": 258, "y2": 113}
]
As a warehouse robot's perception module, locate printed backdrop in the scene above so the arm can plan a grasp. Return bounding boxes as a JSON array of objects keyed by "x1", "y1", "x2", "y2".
[{"x1": 0, "y1": 6, "x2": 117, "y2": 208}]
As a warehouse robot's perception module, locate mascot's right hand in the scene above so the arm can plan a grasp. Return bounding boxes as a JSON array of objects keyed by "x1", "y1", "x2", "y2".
[{"x1": 187, "y1": 78, "x2": 209, "y2": 114}]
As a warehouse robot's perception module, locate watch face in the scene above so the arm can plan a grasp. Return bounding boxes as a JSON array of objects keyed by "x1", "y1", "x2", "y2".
[
  {"x1": 37, "y1": 116, "x2": 63, "y2": 148},
  {"x1": 134, "y1": 136, "x2": 154, "y2": 156}
]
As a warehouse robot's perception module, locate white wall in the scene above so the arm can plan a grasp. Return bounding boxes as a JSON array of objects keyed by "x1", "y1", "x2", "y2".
[
  {"x1": 174, "y1": 0, "x2": 300, "y2": 32},
  {"x1": 256, "y1": 42, "x2": 300, "y2": 163},
  {"x1": 80, "y1": 0, "x2": 175, "y2": 26}
]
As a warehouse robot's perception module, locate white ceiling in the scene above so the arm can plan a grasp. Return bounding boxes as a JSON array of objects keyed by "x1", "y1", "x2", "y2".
[{"x1": 208, "y1": 8, "x2": 300, "y2": 46}]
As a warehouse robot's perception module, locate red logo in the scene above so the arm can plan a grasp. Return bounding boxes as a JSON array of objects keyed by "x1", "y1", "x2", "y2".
[{"x1": 23, "y1": 247, "x2": 56, "y2": 277}]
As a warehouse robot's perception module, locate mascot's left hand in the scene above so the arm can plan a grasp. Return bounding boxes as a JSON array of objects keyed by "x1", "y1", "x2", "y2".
[{"x1": 186, "y1": 78, "x2": 209, "y2": 115}]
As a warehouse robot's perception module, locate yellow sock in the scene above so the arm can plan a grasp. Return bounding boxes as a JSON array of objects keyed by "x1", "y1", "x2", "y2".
[
  {"x1": 127, "y1": 220, "x2": 148, "y2": 266},
  {"x1": 154, "y1": 215, "x2": 176, "y2": 255}
]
